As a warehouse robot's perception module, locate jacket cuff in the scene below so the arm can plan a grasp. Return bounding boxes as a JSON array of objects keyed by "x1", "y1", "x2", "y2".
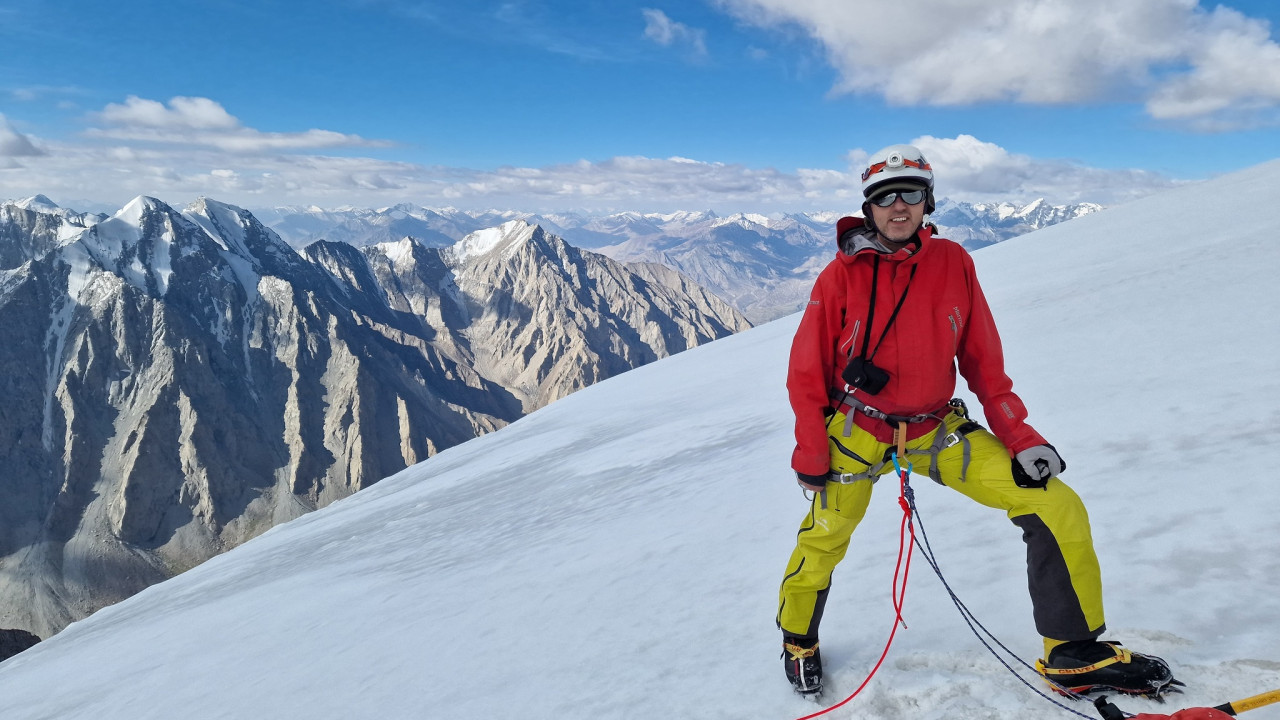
[{"x1": 796, "y1": 471, "x2": 829, "y2": 486}]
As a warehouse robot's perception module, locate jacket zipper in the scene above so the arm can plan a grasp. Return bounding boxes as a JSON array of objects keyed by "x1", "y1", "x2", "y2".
[{"x1": 840, "y1": 319, "x2": 860, "y2": 358}]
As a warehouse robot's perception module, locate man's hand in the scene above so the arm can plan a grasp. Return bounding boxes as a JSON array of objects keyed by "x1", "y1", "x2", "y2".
[
  {"x1": 1011, "y1": 444, "x2": 1065, "y2": 489},
  {"x1": 796, "y1": 472, "x2": 828, "y2": 493}
]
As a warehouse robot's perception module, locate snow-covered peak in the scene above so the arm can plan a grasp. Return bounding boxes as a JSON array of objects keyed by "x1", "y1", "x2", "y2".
[
  {"x1": 66, "y1": 195, "x2": 177, "y2": 297},
  {"x1": 713, "y1": 212, "x2": 776, "y2": 230},
  {"x1": 450, "y1": 219, "x2": 538, "y2": 263},
  {"x1": 14, "y1": 194, "x2": 60, "y2": 212},
  {"x1": 1, "y1": 195, "x2": 103, "y2": 243},
  {"x1": 653, "y1": 209, "x2": 718, "y2": 224},
  {"x1": 114, "y1": 195, "x2": 167, "y2": 225},
  {"x1": 1018, "y1": 198, "x2": 1046, "y2": 216},
  {"x1": 184, "y1": 197, "x2": 298, "y2": 269},
  {"x1": 184, "y1": 197, "x2": 253, "y2": 256},
  {"x1": 377, "y1": 236, "x2": 420, "y2": 267},
  {"x1": 91, "y1": 196, "x2": 161, "y2": 254},
  {"x1": 799, "y1": 211, "x2": 843, "y2": 224}
]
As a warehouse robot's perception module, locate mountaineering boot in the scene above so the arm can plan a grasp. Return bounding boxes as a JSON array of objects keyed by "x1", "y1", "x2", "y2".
[
  {"x1": 783, "y1": 636, "x2": 823, "y2": 696},
  {"x1": 1038, "y1": 640, "x2": 1179, "y2": 698}
]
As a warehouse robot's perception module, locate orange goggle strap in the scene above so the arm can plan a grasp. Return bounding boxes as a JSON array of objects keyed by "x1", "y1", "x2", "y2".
[{"x1": 862, "y1": 157, "x2": 932, "y2": 182}]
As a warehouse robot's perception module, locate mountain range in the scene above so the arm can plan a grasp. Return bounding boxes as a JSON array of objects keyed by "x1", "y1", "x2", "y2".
[
  {"x1": 0, "y1": 196, "x2": 747, "y2": 637},
  {"x1": 11, "y1": 198, "x2": 1101, "y2": 325},
  {"x1": 257, "y1": 200, "x2": 1101, "y2": 322}
]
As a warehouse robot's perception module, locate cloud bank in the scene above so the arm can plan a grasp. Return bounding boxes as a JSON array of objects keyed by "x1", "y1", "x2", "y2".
[
  {"x1": 714, "y1": 0, "x2": 1280, "y2": 129},
  {"x1": 0, "y1": 96, "x2": 1179, "y2": 213}
]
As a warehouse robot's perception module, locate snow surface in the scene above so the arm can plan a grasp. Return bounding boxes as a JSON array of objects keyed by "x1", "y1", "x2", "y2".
[{"x1": 2, "y1": 161, "x2": 1280, "y2": 719}]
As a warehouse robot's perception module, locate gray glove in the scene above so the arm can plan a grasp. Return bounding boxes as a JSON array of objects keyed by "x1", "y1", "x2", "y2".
[{"x1": 1011, "y1": 444, "x2": 1065, "y2": 489}]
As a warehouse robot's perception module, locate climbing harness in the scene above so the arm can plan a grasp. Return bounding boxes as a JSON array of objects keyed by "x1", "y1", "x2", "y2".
[{"x1": 824, "y1": 397, "x2": 979, "y2": 487}]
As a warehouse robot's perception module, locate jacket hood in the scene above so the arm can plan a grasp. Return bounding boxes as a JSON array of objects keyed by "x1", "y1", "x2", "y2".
[{"x1": 835, "y1": 215, "x2": 931, "y2": 260}]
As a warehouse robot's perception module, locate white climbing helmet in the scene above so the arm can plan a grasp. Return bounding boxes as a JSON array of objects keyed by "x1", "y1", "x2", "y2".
[{"x1": 860, "y1": 144, "x2": 934, "y2": 198}]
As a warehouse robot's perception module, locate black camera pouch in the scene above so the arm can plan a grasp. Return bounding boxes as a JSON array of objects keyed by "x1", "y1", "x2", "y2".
[{"x1": 842, "y1": 356, "x2": 890, "y2": 395}]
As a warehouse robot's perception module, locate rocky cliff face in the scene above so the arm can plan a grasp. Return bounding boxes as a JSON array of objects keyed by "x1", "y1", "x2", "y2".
[
  {"x1": 441, "y1": 221, "x2": 749, "y2": 409},
  {"x1": 0, "y1": 198, "x2": 749, "y2": 637}
]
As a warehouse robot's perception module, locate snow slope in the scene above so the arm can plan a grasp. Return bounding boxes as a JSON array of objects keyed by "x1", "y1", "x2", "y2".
[{"x1": 0, "y1": 161, "x2": 1278, "y2": 719}]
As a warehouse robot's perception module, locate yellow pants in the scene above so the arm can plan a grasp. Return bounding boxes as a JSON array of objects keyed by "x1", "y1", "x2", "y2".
[{"x1": 777, "y1": 410, "x2": 1106, "y2": 643}]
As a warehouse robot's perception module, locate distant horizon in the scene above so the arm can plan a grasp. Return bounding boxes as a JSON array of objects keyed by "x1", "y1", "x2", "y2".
[{"x1": 4, "y1": 190, "x2": 1118, "y2": 220}]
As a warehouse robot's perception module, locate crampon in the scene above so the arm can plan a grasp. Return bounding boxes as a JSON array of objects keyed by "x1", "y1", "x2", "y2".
[{"x1": 1038, "y1": 641, "x2": 1183, "y2": 701}]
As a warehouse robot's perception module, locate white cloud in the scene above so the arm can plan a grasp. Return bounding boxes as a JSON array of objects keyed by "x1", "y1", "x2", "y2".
[
  {"x1": 908, "y1": 135, "x2": 1177, "y2": 204},
  {"x1": 1145, "y1": 6, "x2": 1280, "y2": 127},
  {"x1": 714, "y1": 0, "x2": 1280, "y2": 127},
  {"x1": 0, "y1": 114, "x2": 44, "y2": 157},
  {"x1": 642, "y1": 8, "x2": 708, "y2": 57},
  {"x1": 0, "y1": 127, "x2": 1177, "y2": 213},
  {"x1": 98, "y1": 96, "x2": 239, "y2": 131},
  {"x1": 86, "y1": 96, "x2": 394, "y2": 153}
]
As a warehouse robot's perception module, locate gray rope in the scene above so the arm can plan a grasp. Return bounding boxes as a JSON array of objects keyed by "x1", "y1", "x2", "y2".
[{"x1": 899, "y1": 469, "x2": 1123, "y2": 719}]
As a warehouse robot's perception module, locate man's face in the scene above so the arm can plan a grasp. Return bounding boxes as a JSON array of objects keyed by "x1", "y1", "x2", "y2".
[{"x1": 867, "y1": 188, "x2": 926, "y2": 245}]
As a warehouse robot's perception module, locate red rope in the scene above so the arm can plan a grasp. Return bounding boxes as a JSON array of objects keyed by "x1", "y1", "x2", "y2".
[{"x1": 793, "y1": 463, "x2": 917, "y2": 720}]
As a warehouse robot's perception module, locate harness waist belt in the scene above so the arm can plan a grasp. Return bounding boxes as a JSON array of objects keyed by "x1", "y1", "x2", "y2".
[{"x1": 830, "y1": 392, "x2": 948, "y2": 425}]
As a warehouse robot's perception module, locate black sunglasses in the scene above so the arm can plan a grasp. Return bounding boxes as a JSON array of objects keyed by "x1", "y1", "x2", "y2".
[{"x1": 869, "y1": 188, "x2": 926, "y2": 207}]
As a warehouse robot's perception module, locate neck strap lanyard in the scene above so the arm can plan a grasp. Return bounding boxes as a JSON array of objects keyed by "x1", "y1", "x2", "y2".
[{"x1": 858, "y1": 255, "x2": 918, "y2": 362}]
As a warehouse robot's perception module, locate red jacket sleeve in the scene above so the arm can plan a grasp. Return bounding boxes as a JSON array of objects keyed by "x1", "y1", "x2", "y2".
[
  {"x1": 787, "y1": 268, "x2": 844, "y2": 476},
  {"x1": 955, "y1": 253, "x2": 1046, "y2": 456}
]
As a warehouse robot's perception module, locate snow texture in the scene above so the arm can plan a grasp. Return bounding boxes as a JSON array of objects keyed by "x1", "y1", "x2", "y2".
[{"x1": 1, "y1": 160, "x2": 1278, "y2": 719}]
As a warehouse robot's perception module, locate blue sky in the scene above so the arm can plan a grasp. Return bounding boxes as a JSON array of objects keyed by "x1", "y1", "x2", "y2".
[{"x1": 3, "y1": 0, "x2": 1280, "y2": 213}]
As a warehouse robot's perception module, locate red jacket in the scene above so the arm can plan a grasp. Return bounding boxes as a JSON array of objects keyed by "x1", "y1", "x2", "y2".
[{"x1": 787, "y1": 217, "x2": 1045, "y2": 477}]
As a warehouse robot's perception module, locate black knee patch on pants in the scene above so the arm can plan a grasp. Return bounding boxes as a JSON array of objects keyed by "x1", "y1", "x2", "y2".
[{"x1": 1012, "y1": 514, "x2": 1100, "y2": 641}]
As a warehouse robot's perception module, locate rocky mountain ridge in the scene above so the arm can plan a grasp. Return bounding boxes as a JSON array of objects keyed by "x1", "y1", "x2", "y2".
[{"x1": 0, "y1": 196, "x2": 748, "y2": 637}]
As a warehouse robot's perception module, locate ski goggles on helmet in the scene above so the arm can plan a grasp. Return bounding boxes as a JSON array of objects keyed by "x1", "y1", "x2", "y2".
[
  {"x1": 868, "y1": 188, "x2": 927, "y2": 207},
  {"x1": 861, "y1": 156, "x2": 931, "y2": 182}
]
